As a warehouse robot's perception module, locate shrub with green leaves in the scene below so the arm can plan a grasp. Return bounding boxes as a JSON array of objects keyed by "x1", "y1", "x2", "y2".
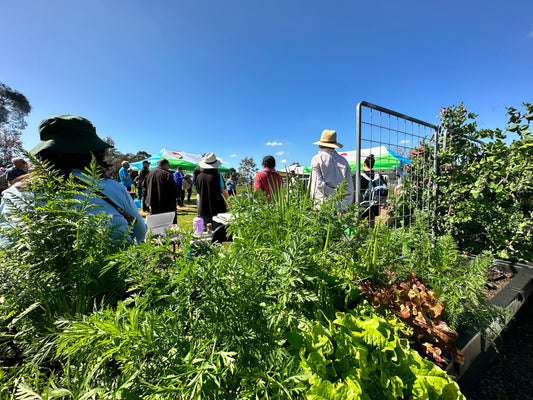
[{"x1": 430, "y1": 103, "x2": 532, "y2": 260}]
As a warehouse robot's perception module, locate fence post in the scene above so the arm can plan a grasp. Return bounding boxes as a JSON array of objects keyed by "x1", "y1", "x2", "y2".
[{"x1": 356, "y1": 101, "x2": 363, "y2": 204}]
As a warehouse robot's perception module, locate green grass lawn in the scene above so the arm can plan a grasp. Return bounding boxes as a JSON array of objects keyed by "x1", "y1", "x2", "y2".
[
  {"x1": 137, "y1": 185, "x2": 252, "y2": 233},
  {"x1": 175, "y1": 202, "x2": 198, "y2": 231},
  {"x1": 138, "y1": 198, "x2": 198, "y2": 232}
]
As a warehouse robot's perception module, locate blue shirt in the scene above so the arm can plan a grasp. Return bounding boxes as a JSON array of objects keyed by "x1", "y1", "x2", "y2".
[
  {"x1": 174, "y1": 171, "x2": 184, "y2": 188},
  {"x1": 226, "y1": 178, "x2": 236, "y2": 191},
  {"x1": 0, "y1": 171, "x2": 147, "y2": 244},
  {"x1": 119, "y1": 167, "x2": 132, "y2": 187}
]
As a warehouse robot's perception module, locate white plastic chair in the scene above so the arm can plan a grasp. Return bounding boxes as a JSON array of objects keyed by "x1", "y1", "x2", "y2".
[{"x1": 145, "y1": 211, "x2": 175, "y2": 239}]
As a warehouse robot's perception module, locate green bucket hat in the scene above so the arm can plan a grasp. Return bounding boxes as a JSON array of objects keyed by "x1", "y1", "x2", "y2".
[{"x1": 29, "y1": 115, "x2": 113, "y2": 155}]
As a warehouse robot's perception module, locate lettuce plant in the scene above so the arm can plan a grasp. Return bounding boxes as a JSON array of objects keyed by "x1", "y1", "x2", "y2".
[{"x1": 288, "y1": 307, "x2": 465, "y2": 400}]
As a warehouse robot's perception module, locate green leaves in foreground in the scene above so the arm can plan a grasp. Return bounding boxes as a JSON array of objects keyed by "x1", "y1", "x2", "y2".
[{"x1": 288, "y1": 308, "x2": 465, "y2": 400}]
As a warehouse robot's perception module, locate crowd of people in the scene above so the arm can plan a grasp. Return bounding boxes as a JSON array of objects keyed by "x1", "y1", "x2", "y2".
[{"x1": 1, "y1": 116, "x2": 396, "y2": 247}]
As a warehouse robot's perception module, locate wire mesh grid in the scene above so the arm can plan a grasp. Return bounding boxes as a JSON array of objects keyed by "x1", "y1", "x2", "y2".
[{"x1": 356, "y1": 101, "x2": 438, "y2": 228}]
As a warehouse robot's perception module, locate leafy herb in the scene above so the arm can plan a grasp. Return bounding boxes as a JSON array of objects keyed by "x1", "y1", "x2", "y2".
[{"x1": 288, "y1": 307, "x2": 466, "y2": 399}]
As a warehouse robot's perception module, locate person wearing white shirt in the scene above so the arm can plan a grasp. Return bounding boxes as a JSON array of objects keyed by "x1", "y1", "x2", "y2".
[{"x1": 310, "y1": 129, "x2": 354, "y2": 213}]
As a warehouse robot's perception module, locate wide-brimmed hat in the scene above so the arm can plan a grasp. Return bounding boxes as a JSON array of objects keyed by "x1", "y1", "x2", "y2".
[
  {"x1": 198, "y1": 152, "x2": 222, "y2": 169},
  {"x1": 30, "y1": 115, "x2": 112, "y2": 156},
  {"x1": 313, "y1": 129, "x2": 343, "y2": 149}
]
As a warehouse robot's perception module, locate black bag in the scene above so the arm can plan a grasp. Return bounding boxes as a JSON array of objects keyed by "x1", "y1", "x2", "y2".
[{"x1": 362, "y1": 172, "x2": 388, "y2": 202}]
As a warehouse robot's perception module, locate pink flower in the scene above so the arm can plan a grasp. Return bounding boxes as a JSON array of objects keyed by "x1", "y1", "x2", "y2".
[{"x1": 440, "y1": 108, "x2": 449, "y2": 114}]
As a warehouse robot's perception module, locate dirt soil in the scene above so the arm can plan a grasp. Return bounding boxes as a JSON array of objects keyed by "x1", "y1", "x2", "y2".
[
  {"x1": 464, "y1": 296, "x2": 533, "y2": 399},
  {"x1": 486, "y1": 269, "x2": 515, "y2": 299}
]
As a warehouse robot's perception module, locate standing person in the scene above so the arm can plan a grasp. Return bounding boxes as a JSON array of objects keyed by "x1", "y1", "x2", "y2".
[
  {"x1": 360, "y1": 154, "x2": 388, "y2": 221},
  {"x1": 192, "y1": 164, "x2": 203, "y2": 211},
  {"x1": 254, "y1": 155, "x2": 283, "y2": 197},
  {"x1": 182, "y1": 173, "x2": 193, "y2": 203},
  {"x1": 119, "y1": 161, "x2": 132, "y2": 191},
  {"x1": 0, "y1": 115, "x2": 146, "y2": 243},
  {"x1": 6, "y1": 157, "x2": 27, "y2": 186},
  {"x1": 310, "y1": 129, "x2": 353, "y2": 213},
  {"x1": 393, "y1": 165, "x2": 407, "y2": 195},
  {"x1": 226, "y1": 174, "x2": 237, "y2": 196},
  {"x1": 288, "y1": 169, "x2": 298, "y2": 193},
  {"x1": 144, "y1": 158, "x2": 178, "y2": 223},
  {"x1": 0, "y1": 167, "x2": 8, "y2": 196},
  {"x1": 195, "y1": 152, "x2": 226, "y2": 230},
  {"x1": 135, "y1": 160, "x2": 150, "y2": 212},
  {"x1": 174, "y1": 166, "x2": 185, "y2": 207}
]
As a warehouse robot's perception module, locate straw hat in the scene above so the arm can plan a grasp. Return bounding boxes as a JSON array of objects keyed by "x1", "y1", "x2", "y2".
[
  {"x1": 199, "y1": 152, "x2": 222, "y2": 169},
  {"x1": 30, "y1": 115, "x2": 112, "y2": 155},
  {"x1": 313, "y1": 129, "x2": 343, "y2": 149}
]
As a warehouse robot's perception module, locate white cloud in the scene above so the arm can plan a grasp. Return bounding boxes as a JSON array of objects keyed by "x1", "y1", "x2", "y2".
[
  {"x1": 230, "y1": 154, "x2": 237, "y2": 157},
  {"x1": 399, "y1": 140, "x2": 410, "y2": 144},
  {"x1": 529, "y1": 30, "x2": 533, "y2": 38},
  {"x1": 276, "y1": 151, "x2": 284, "y2": 156},
  {"x1": 266, "y1": 141, "x2": 283, "y2": 146},
  {"x1": 280, "y1": 159, "x2": 287, "y2": 163}
]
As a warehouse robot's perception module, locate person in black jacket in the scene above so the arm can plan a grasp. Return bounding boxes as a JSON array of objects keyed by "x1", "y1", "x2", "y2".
[
  {"x1": 182, "y1": 173, "x2": 193, "y2": 203},
  {"x1": 359, "y1": 154, "x2": 387, "y2": 222},
  {"x1": 135, "y1": 160, "x2": 150, "y2": 212},
  {"x1": 195, "y1": 152, "x2": 226, "y2": 230},
  {"x1": 143, "y1": 158, "x2": 178, "y2": 223}
]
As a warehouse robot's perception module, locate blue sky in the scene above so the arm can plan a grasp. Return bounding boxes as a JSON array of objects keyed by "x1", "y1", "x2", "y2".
[{"x1": 3, "y1": 0, "x2": 532, "y2": 170}]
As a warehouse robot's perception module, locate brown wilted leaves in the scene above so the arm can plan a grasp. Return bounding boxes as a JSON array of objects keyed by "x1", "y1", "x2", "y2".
[{"x1": 357, "y1": 271, "x2": 464, "y2": 365}]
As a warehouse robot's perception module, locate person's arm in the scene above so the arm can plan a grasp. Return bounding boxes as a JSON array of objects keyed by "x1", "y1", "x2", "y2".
[
  {"x1": 345, "y1": 164, "x2": 354, "y2": 202},
  {"x1": 311, "y1": 161, "x2": 335, "y2": 197},
  {"x1": 119, "y1": 168, "x2": 130, "y2": 181},
  {"x1": 169, "y1": 174, "x2": 179, "y2": 198},
  {"x1": 339, "y1": 165, "x2": 354, "y2": 210},
  {"x1": 141, "y1": 173, "x2": 148, "y2": 190}
]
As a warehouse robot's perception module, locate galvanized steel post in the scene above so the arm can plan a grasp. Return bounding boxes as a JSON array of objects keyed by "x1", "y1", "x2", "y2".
[{"x1": 356, "y1": 101, "x2": 362, "y2": 204}]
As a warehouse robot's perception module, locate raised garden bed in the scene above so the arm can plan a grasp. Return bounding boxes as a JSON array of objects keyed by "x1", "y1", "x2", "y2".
[
  {"x1": 486, "y1": 268, "x2": 515, "y2": 299},
  {"x1": 466, "y1": 295, "x2": 533, "y2": 399},
  {"x1": 445, "y1": 260, "x2": 533, "y2": 392}
]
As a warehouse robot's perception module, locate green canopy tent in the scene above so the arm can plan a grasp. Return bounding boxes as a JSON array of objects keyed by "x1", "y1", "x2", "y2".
[
  {"x1": 130, "y1": 149, "x2": 230, "y2": 173},
  {"x1": 339, "y1": 145, "x2": 412, "y2": 170},
  {"x1": 303, "y1": 145, "x2": 411, "y2": 173}
]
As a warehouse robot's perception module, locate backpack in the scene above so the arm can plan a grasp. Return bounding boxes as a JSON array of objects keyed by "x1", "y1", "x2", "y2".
[
  {"x1": 134, "y1": 174, "x2": 141, "y2": 188},
  {"x1": 134, "y1": 168, "x2": 149, "y2": 188},
  {"x1": 182, "y1": 178, "x2": 191, "y2": 190},
  {"x1": 362, "y1": 172, "x2": 388, "y2": 202}
]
